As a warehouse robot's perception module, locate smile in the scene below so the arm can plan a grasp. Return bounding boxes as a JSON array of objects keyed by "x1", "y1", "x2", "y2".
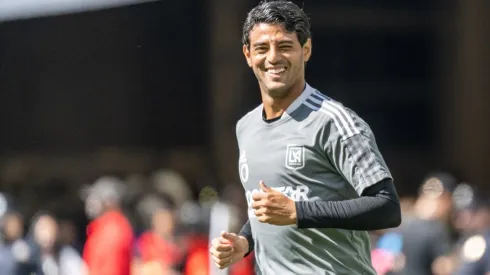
[{"x1": 266, "y1": 67, "x2": 286, "y2": 75}]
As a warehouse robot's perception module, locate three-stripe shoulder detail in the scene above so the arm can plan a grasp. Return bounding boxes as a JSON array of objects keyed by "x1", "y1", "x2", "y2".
[{"x1": 303, "y1": 91, "x2": 361, "y2": 139}]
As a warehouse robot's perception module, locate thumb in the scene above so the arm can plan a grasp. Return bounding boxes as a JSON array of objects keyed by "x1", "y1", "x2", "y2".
[
  {"x1": 221, "y1": 231, "x2": 239, "y2": 242},
  {"x1": 259, "y1": 180, "x2": 272, "y2": 192}
]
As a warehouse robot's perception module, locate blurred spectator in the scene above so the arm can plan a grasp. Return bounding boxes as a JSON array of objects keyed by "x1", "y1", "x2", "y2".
[
  {"x1": 452, "y1": 183, "x2": 481, "y2": 237},
  {"x1": 151, "y1": 169, "x2": 192, "y2": 209},
  {"x1": 183, "y1": 200, "x2": 254, "y2": 275},
  {"x1": 0, "y1": 193, "x2": 20, "y2": 222},
  {"x1": 0, "y1": 211, "x2": 31, "y2": 275},
  {"x1": 28, "y1": 212, "x2": 85, "y2": 275},
  {"x1": 451, "y1": 191, "x2": 490, "y2": 275},
  {"x1": 371, "y1": 230, "x2": 404, "y2": 275},
  {"x1": 133, "y1": 194, "x2": 183, "y2": 275},
  {"x1": 400, "y1": 172, "x2": 457, "y2": 275},
  {"x1": 370, "y1": 196, "x2": 415, "y2": 275},
  {"x1": 180, "y1": 201, "x2": 212, "y2": 275},
  {"x1": 58, "y1": 219, "x2": 82, "y2": 254},
  {"x1": 81, "y1": 176, "x2": 134, "y2": 275},
  {"x1": 2, "y1": 211, "x2": 24, "y2": 243}
]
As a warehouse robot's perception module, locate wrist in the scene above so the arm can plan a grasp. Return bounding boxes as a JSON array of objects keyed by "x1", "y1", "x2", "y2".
[
  {"x1": 237, "y1": 235, "x2": 250, "y2": 256},
  {"x1": 289, "y1": 199, "x2": 298, "y2": 225}
]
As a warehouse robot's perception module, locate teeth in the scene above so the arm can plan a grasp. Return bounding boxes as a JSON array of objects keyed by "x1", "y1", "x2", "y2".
[{"x1": 267, "y1": 68, "x2": 286, "y2": 74}]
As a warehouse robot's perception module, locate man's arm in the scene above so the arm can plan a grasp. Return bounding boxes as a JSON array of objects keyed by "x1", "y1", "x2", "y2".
[
  {"x1": 295, "y1": 178, "x2": 401, "y2": 230},
  {"x1": 234, "y1": 179, "x2": 401, "y2": 254},
  {"x1": 313, "y1": 106, "x2": 400, "y2": 230}
]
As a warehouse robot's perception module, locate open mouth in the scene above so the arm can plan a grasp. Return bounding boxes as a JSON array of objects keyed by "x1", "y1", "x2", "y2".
[{"x1": 266, "y1": 67, "x2": 287, "y2": 77}]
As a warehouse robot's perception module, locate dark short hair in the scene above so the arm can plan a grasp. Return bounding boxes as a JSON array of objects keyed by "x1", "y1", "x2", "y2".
[{"x1": 242, "y1": 0, "x2": 311, "y2": 47}]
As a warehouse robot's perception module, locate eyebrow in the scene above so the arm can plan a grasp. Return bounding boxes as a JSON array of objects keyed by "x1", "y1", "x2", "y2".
[
  {"x1": 252, "y1": 40, "x2": 295, "y2": 47},
  {"x1": 252, "y1": 42, "x2": 268, "y2": 47}
]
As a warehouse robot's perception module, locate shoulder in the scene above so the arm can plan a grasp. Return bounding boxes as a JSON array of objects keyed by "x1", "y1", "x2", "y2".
[
  {"x1": 304, "y1": 89, "x2": 369, "y2": 139},
  {"x1": 236, "y1": 104, "x2": 262, "y2": 135},
  {"x1": 97, "y1": 213, "x2": 133, "y2": 240}
]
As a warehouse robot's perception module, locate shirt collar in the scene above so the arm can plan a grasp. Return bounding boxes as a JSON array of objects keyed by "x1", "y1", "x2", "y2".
[{"x1": 284, "y1": 83, "x2": 314, "y2": 115}]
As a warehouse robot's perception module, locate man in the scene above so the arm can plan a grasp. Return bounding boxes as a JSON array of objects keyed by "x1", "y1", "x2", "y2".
[
  {"x1": 133, "y1": 195, "x2": 183, "y2": 275},
  {"x1": 452, "y1": 191, "x2": 490, "y2": 275},
  {"x1": 400, "y1": 173, "x2": 455, "y2": 275},
  {"x1": 29, "y1": 212, "x2": 85, "y2": 275},
  {"x1": 0, "y1": 210, "x2": 31, "y2": 275},
  {"x1": 82, "y1": 176, "x2": 134, "y2": 275},
  {"x1": 209, "y1": 1, "x2": 402, "y2": 274}
]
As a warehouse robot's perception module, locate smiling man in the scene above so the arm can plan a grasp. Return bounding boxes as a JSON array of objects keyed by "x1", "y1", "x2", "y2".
[{"x1": 209, "y1": 1, "x2": 402, "y2": 274}]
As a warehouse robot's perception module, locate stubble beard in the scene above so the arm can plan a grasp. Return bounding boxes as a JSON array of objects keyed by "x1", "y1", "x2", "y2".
[
  {"x1": 267, "y1": 86, "x2": 292, "y2": 99},
  {"x1": 258, "y1": 73, "x2": 292, "y2": 99}
]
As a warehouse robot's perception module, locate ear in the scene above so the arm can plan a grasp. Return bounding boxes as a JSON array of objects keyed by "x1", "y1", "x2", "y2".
[
  {"x1": 303, "y1": 38, "x2": 312, "y2": 62},
  {"x1": 243, "y1": 44, "x2": 252, "y2": 67}
]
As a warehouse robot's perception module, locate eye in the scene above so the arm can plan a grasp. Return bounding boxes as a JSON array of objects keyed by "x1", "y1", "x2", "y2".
[
  {"x1": 280, "y1": 45, "x2": 292, "y2": 51},
  {"x1": 255, "y1": 47, "x2": 268, "y2": 54}
]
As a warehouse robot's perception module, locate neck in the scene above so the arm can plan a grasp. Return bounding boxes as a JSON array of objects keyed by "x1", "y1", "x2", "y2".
[
  {"x1": 261, "y1": 80, "x2": 305, "y2": 120},
  {"x1": 100, "y1": 205, "x2": 120, "y2": 216}
]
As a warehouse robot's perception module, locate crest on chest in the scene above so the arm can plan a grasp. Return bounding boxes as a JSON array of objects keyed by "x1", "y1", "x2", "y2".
[{"x1": 285, "y1": 144, "x2": 305, "y2": 170}]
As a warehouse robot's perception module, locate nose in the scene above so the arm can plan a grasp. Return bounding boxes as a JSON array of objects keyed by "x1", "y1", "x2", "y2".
[{"x1": 266, "y1": 46, "x2": 281, "y2": 64}]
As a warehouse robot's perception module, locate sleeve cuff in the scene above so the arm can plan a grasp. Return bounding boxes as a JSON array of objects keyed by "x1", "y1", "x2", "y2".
[{"x1": 295, "y1": 201, "x2": 307, "y2": 229}]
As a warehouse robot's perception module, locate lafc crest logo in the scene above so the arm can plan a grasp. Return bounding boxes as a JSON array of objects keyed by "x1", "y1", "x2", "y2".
[{"x1": 285, "y1": 144, "x2": 305, "y2": 170}]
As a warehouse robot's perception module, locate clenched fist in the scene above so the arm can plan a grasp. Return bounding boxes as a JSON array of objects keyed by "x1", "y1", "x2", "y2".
[
  {"x1": 209, "y1": 231, "x2": 249, "y2": 269},
  {"x1": 252, "y1": 181, "x2": 297, "y2": 225}
]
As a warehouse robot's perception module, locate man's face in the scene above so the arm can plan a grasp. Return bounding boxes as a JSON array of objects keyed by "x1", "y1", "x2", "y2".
[
  {"x1": 3, "y1": 214, "x2": 23, "y2": 241},
  {"x1": 152, "y1": 208, "x2": 175, "y2": 238},
  {"x1": 85, "y1": 194, "x2": 103, "y2": 219},
  {"x1": 243, "y1": 23, "x2": 311, "y2": 98},
  {"x1": 34, "y1": 216, "x2": 58, "y2": 250}
]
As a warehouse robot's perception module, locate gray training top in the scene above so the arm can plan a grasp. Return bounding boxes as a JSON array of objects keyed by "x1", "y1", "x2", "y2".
[{"x1": 236, "y1": 83, "x2": 392, "y2": 275}]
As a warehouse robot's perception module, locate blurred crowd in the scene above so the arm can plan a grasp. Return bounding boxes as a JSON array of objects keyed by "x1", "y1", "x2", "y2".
[
  {"x1": 1, "y1": 169, "x2": 490, "y2": 275},
  {"x1": 0, "y1": 169, "x2": 254, "y2": 275},
  {"x1": 371, "y1": 172, "x2": 490, "y2": 275}
]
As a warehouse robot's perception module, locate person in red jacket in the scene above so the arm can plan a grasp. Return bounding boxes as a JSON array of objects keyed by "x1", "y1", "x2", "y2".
[
  {"x1": 81, "y1": 176, "x2": 134, "y2": 275},
  {"x1": 133, "y1": 195, "x2": 184, "y2": 275}
]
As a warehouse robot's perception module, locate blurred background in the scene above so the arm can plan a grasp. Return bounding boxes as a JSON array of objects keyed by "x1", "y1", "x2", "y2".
[{"x1": 0, "y1": 0, "x2": 489, "y2": 274}]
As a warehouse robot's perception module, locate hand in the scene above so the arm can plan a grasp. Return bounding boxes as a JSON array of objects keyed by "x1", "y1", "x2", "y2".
[
  {"x1": 252, "y1": 181, "x2": 297, "y2": 225},
  {"x1": 209, "y1": 231, "x2": 249, "y2": 269}
]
